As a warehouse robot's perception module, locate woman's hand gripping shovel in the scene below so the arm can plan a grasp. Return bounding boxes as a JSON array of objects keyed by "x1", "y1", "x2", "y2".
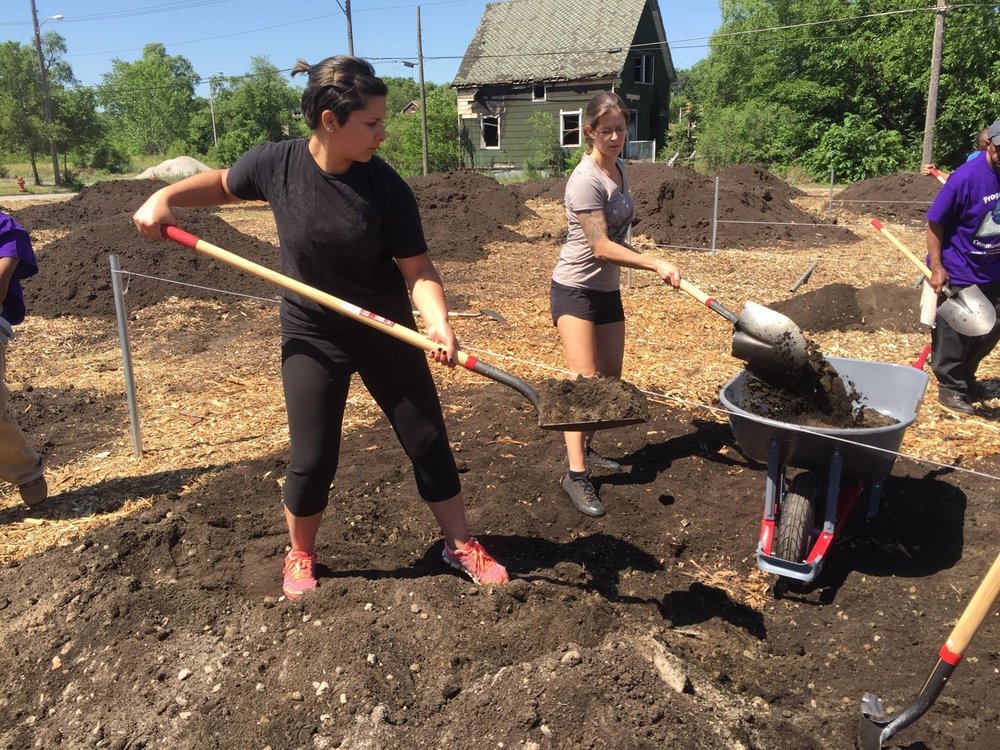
[
  {"x1": 161, "y1": 226, "x2": 644, "y2": 432},
  {"x1": 676, "y1": 278, "x2": 811, "y2": 377},
  {"x1": 871, "y1": 219, "x2": 997, "y2": 336}
]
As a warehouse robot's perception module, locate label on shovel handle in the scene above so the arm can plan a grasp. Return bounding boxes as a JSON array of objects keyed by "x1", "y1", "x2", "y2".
[{"x1": 351, "y1": 304, "x2": 395, "y2": 327}]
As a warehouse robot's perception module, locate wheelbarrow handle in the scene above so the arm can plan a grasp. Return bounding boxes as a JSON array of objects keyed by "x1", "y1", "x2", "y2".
[
  {"x1": 870, "y1": 219, "x2": 932, "y2": 280},
  {"x1": 160, "y1": 225, "x2": 539, "y2": 409},
  {"x1": 677, "y1": 278, "x2": 739, "y2": 324}
]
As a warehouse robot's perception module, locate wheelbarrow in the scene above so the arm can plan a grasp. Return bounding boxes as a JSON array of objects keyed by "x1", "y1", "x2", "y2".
[{"x1": 719, "y1": 356, "x2": 929, "y2": 585}]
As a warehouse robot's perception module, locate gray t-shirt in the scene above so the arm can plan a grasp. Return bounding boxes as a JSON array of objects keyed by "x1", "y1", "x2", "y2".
[{"x1": 551, "y1": 154, "x2": 634, "y2": 292}]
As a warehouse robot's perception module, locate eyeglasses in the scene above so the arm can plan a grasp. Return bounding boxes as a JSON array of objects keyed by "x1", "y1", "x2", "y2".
[{"x1": 596, "y1": 127, "x2": 626, "y2": 139}]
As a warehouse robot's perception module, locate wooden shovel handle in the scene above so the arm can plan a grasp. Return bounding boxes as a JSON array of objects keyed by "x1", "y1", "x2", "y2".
[
  {"x1": 161, "y1": 225, "x2": 471, "y2": 367},
  {"x1": 941, "y1": 549, "x2": 1000, "y2": 664},
  {"x1": 871, "y1": 219, "x2": 932, "y2": 280},
  {"x1": 677, "y1": 278, "x2": 739, "y2": 324},
  {"x1": 928, "y1": 167, "x2": 947, "y2": 185}
]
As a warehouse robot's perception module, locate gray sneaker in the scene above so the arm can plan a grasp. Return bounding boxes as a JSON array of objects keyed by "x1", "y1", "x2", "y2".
[
  {"x1": 19, "y1": 474, "x2": 47, "y2": 507},
  {"x1": 584, "y1": 446, "x2": 621, "y2": 471},
  {"x1": 561, "y1": 473, "x2": 605, "y2": 517}
]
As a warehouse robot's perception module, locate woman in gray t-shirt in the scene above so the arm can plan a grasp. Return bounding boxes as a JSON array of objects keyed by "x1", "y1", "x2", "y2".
[{"x1": 550, "y1": 92, "x2": 682, "y2": 518}]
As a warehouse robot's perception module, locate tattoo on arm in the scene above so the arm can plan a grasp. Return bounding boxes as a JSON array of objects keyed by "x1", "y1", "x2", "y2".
[{"x1": 576, "y1": 210, "x2": 609, "y2": 250}]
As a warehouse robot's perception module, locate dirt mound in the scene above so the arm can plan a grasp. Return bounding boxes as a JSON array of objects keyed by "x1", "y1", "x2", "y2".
[
  {"x1": 627, "y1": 163, "x2": 856, "y2": 249},
  {"x1": 834, "y1": 172, "x2": 940, "y2": 225},
  {"x1": 25, "y1": 209, "x2": 280, "y2": 318},
  {"x1": 716, "y1": 163, "x2": 804, "y2": 202},
  {"x1": 407, "y1": 171, "x2": 526, "y2": 262},
  {"x1": 511, "y1": 176, "x2": 567, "y2": 202},
  {"x1": 8, "y1": 179, "x2": 162, "y2": 231},
  {"x1": 136, "y1": 155, "x2": 212, "y2": 181},
  {"x1": 769, "y1": 282, "x2": 923, "y2": 333}
]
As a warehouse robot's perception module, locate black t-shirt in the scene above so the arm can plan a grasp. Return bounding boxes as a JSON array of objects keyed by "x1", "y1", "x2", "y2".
[{"x1": 226, "y1": 139, "x2": 428, "y2": 328}]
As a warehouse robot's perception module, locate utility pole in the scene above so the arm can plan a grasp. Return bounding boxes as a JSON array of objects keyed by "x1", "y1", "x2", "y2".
[
  {"x1": 30, "y1": 0, "x2": 61, "y2": 186},
  {"x1": 921, "y1": 0, "x2": 946, "y2": 166},
  {"x1": 345, "y1": 0, "x2": 354, "y2": 55},
  {"x1": 208, "y1": 74, "x2": 219, "y2": 146},
  {"x1": 417, "y1": 6, "x2": 429, "y2": 176}
]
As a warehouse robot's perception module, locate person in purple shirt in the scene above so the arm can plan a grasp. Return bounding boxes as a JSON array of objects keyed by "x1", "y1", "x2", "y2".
[
  {"x1": 0, "y1": 211, "x2": 46, "y2": 505},
  {"x1": 925, "y1": 119, "x2": 1000, "y2": 414}
]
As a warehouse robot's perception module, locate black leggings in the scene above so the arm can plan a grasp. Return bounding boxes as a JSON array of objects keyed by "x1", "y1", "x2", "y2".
[{"x1": 281, "y1": 328, "x2": 461, "y2": 517}]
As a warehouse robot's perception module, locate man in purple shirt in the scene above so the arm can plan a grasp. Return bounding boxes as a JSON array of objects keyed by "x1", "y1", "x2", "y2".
[
  {"x1": 0, "y1": 211, "x2": 46, "y2": 506},
  {"x1": 926, "y1": 119, "x2": 1000, "y2": 415}
]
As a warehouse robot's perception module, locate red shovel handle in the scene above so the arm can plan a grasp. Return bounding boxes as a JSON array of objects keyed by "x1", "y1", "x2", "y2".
[{"x1": 928, "y1": 167, "x2": 947, "y2": 185}]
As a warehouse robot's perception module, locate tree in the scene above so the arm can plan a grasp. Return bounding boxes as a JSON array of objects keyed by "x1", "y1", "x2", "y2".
[
  {"x1": 98, "y1": 43, "x2": 199, "y2": 156},
  {"x1": 380, "y1": 85, "x2": 461, "y2": 177},
  {"x1": 0, "y1": 41, "x2": 47, "y2": 183},
  {"x1": 383, "y1": 76, "x2": 421, "y2": 117},
  {"x1": 685, "y1": 0, "x2": 1000, "y2": 175},
  {"x1": 211, "y1": 57, "x2": 306, "y2": 165}
]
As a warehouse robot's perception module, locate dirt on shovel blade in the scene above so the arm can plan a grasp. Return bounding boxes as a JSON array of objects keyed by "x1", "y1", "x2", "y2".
[
  {"x1": 537, "y1": 375, "x2": 649, "y2": 426},
  {"x1": 743, "y1": 343, "x2": 898, "y2": 429}
]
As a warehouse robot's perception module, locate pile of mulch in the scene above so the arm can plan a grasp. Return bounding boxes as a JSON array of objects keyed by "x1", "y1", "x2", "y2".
[
  {"x1": 407, "y1": 171, "x2": 527, "y2": 262},
  {"x1": 834, "y1": 172, "x2": 940, "y2": 225},
  {"x1": 7, "y1": 179, "x2": 162, "y2": 231},
  {"x1": 768, "y1": 282, "x2": 923, "y2": 333},
  {"x1": 628, "y1": 163, "x2": 857, "y2": 249},
  {"x1": 24, "y1": 208, "x2": 280, "y2": 319}
]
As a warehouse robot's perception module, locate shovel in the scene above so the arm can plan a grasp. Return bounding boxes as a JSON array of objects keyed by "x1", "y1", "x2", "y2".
[
  {"x1": 871, "y1": 219, "x2": 997, "y2": 336},
  {"x1": 677, "y1": 279, "x2": 810, "y2": 374},
  {"x1": 858, "y1": 548, "x2": 1000, "y2": 749},
  {"x1": 160, "y1": 225, "x2": 644, "y2": 432}
]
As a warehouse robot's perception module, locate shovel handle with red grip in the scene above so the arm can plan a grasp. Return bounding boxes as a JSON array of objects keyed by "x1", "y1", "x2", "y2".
[
  {"x1": 160, "y1": 225, "x2": 529, "y2": 398},
  {"x1": 870, "y1": 219, "x2": 933, "y2": 280},
  {"x1": 928, "y1": 167, "x2": 947, "y2": 185}
]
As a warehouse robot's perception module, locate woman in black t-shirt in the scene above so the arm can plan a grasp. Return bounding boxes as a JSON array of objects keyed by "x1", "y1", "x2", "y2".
[{"x1": 134, "y1": 56, "x2": 508, "y2": 597}]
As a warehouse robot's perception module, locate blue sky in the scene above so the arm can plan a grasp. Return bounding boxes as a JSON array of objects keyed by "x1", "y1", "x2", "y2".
[{"x1": 2, "y1": 1, "x2": 721, "y2": 93}]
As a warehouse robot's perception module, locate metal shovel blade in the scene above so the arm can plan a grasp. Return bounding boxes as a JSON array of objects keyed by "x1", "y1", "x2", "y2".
[
  {"x1": 939, "y1": 284, "x2": 997, "y2": 336},
  {"x1": 732, "y1": 301, "x2": 810, "y2": 372}
]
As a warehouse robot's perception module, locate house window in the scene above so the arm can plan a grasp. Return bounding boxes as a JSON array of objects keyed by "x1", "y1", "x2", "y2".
[
  {"x1": 634, "y1": 53, "x2": 654, "y2": 84},
  {"x1": 532, "y1": 84, "x2": 546, "y2": 102},
  {"x1": 628, "y1": 109, "x2": 638, "y2": 141},
  {"x1": 561, "y1": 110, "x2": 581, "y2": 147},
  {"x1": 481, "y1": 115, "x2": 500, "y2": 149}
]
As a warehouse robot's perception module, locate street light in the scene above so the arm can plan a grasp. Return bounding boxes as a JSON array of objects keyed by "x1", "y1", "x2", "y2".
[{"x1": 29, "y1": 1, "x2": 63, "y2": 186}]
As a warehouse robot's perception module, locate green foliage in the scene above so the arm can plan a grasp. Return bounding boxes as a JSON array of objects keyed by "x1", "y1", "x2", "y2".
[
  {"x1": 383, "y1": 77, "x2": 421, "y2": 118},
  {"x1": 800, "y1": 114, "x2": 907, "y2": 182},
  {"x1": 563, "y1": 144, "x2": 586, "y2": 175},
  {"x1": 524, "y1": 111, "x2": 566, "y2": 177},
  {"x1": 687, "y1": 1, "x2": 1000, "y2": 174},
  {"x1": 380, "y1": 85, "x2": 461, "y2": 177},
  {"x1": 87, "y1": 139, "x2": 130, "y2": 173},
  {"x1": 0, "y1": 41, "x2": 50, "y2": 180},
  {"x1": 98, "y1": 44, "x2": 199, "y2": 156}
]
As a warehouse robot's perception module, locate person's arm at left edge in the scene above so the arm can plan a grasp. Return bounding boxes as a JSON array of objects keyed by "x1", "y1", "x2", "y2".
[
  {"x1": 0, "y1": 256, "x2": 17, "y2": 305},
  {"x1": 397, "y1": 253, "x2": 457, "y2": 366}
]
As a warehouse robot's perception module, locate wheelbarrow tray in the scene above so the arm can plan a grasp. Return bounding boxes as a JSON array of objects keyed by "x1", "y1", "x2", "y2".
[{"x1": 719, "y1": 356, "x2": 929, "y2": 481}]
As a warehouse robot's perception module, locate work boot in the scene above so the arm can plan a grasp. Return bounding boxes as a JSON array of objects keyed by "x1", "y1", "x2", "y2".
[
  {"x1": 938, "y1": 387, "x2": 975, "y2": 415},
  {"x1": 584, "y1": 446, "x2": 621, "y2": 471},
  {"x1": 561, "y1": 472, "x2": 605, "y2": 517},
  {"x1": 968, "y1": 379, "x2": 993, "y2": 401}
]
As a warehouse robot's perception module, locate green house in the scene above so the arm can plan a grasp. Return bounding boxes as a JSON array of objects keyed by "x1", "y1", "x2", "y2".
[{"x1": 452, "y1": 0, "x2": 676, "y2": 171}]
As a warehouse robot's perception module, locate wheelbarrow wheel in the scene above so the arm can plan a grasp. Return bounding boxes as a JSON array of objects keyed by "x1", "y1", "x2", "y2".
[{"x1": 776, "y1": 471, "x2": 825, "y2": 563}]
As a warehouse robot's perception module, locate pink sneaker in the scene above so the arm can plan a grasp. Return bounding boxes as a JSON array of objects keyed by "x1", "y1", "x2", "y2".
[
  {"x1": 282, "y1": 550, "x2": 317, "y2": 598},
  {"x1": 442, "y1": 537, "x2": 509, "y2": 585}
]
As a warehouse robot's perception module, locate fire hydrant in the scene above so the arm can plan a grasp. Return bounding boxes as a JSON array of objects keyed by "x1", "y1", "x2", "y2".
[{"x1": 15, "y1": 176, "x2": 26, "y2": 193}]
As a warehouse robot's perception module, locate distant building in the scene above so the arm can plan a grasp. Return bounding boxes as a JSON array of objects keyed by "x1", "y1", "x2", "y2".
[
  {"x1": 400, "y1": 100, "x2": 420, "y2": 115},
  {"x1": 453, "y1": 0, "x2": 675, "y2": 171}
]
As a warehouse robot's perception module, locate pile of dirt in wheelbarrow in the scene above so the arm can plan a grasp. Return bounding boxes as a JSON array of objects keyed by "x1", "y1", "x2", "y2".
[
  {"x1": 769, "y1": 282, "x2": 924, "y2": 333},
  {"x1": 627, "y1": 163, "x2": 857, "y2": 250},
  {"x1": 24, "y1": 209, "x2": 280, "y2": 319},
  {"x1": 407, "y1": 171, "x2": 527, "y2": 262},
  {"x1": 6, "y1": 179, "x2": 163, "y2": 231},
  {"x1": 834, "y1": 172, "x2": 940, "y2": 225}
]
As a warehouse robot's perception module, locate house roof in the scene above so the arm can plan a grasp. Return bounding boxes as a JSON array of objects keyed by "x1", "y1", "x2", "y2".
[{"x1": 453, "y1": 0, "x2": 675, "y2": 87}]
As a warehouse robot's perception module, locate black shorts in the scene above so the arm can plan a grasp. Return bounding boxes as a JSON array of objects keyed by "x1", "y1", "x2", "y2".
[{"x1": 550, "y1": 281, "x2": 625, "y2": 326}]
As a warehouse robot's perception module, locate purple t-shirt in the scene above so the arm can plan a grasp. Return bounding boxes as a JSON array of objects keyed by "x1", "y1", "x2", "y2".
[
  {"x1": 0, "y1": 212, "x2": 39, "y2": 325},
  {"x1": 926, "y1": 152, "x2": 1000, "y2": 286}
]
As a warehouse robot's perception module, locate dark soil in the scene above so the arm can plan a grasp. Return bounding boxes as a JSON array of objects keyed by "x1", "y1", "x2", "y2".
[
  {"x1": 834, "y1": 172, "x2": 940, "y2": 226},
  {"x1": 6, "y1": 178, "x2": 163, "y2": 230},
  {"x1": 769, "y1": 282, "x2": 924, "y2": 333},
  {"x1": 407, "y1": 171, "x2": 527, "y2": 262},
  {"x1": 2, "y1": 372, "x2": 998, "y2": 749},
  {"x1": 626, "y1": 164, "x2": 857, "y2": 250},
  {"x1": 716, "y1": 164, "x2": 805, "y2": 202},
  {"x1": 537, "y1": 375, "x2": 650, "y2": 427}
]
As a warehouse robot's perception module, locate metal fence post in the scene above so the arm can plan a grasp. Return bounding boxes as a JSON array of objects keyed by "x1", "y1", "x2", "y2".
[
  {"x1": 828, "y1": 168, "x2": 835, "y2": 220},
  {"x1": 710, "y1": 176, "x2": 720, "y2": 254},
  {"x1": 109, "y1": 254, "x2": 142, "y2": 458}
]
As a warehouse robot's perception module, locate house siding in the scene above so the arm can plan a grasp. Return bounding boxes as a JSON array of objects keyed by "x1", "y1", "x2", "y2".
[{"x1": 616, "y1": 2, "x2": 671, "y2": 147}]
